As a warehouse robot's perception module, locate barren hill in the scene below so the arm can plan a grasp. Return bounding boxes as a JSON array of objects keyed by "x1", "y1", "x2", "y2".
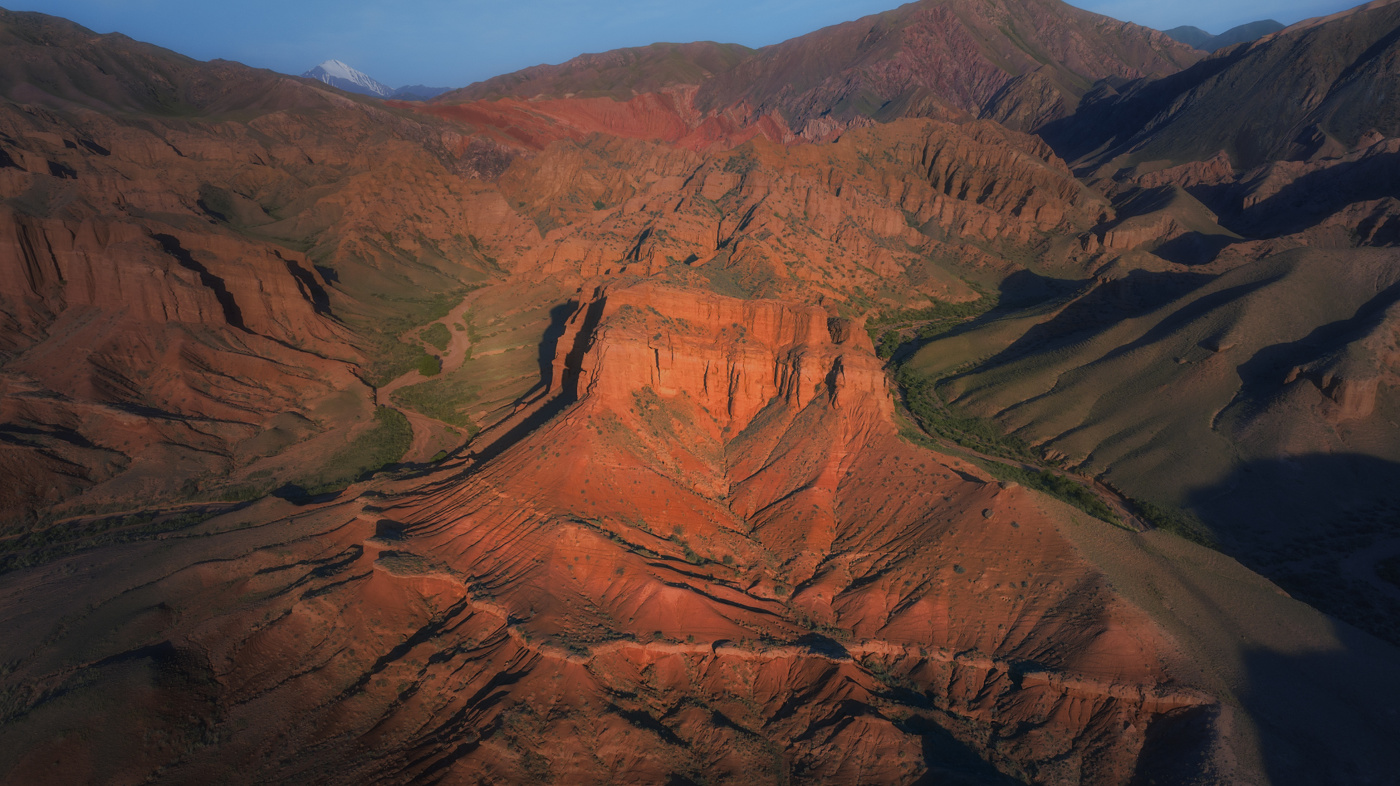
[{"x1": 439, "y1": 0, "x2": 1200, "y2": 137}]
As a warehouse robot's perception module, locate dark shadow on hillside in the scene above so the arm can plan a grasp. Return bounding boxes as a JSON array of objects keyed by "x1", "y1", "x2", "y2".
[
  {"x1": 1230, "y1": 279, "x2": 1400, "y2": 419},
  {"x1": 1181, "y1": 181, "x2": 1243, "y2": 220},
  {"x1": 389, "y1": 298, "x2": 591, "y2": 478},
  {"x1": 152, "y1": 233, "x2": 249, "y2": 332},
  {"x1": 1131, "y1": 705, "x2": 1220, "y2": 785},
  {"x1": 537, "y1": 301, "x2": 576, "y2": 385},
  {"x1": 1109, "y1": 185, "x2": 1177, "y2": 221},
  {"x1": 1153, "y1": 231, "x2": 1236, "y2": 266},
  {"x1": 1090, "y1": 274, "x2": 1282, "y2": 366},
  {"x1": 467, "y1": 296, "x2": 603, "y2": 467},
  {"x1": 1236, "y1": 620, "x2": 1400, "y2": 786},
  {"x1": 993, "y1": 269, "x2": 1086, "y2": 310},
  {"x1": 883, "y1": 271, "x2": 1086, "y2": 364},
  {"x1": 1038, "y1": 47, "x2": 1253, "y2": 164},
  {"x1": 950, "y1": 270, "x2": 1214, "y2": 375},
  {"x1": 899, "y1": 714, "x2": 1025, "y2": 785},
  {"x1": 1185, "y1": 453, "x2": 1400, "y2": 647},
  {"x1": 1231, "y1": 151, "x2": 1400, "y2": 239},
  {"x1": 271, "y1": 484, "x2": 347, "y2": 505}
]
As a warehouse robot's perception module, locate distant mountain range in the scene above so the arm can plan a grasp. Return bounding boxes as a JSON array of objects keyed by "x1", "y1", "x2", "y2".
[
  {"x1": 300, "y1": 59, "x2": 453, "y2": 101},
  {"x1": 1162, "y1": 19, "x2": 1285, "y2": 51}
]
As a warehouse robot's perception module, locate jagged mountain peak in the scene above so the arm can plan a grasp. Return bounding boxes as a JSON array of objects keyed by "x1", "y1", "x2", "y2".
[{"x1": 301, "y1": 58, "x2": 394, "y2": 97}]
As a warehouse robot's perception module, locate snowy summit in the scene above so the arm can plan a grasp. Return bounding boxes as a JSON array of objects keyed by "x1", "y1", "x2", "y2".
[{"x1": 301, "y1": 59, "x2": 394, "y2": 97}]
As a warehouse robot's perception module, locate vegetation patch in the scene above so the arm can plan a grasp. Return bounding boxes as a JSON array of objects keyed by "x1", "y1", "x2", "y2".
[
  {"x1": 421, "y1": 322, "x2": 452, "y2": 352},
  {"x1": 415, "y1": 353, "x2": 443, "y2": 377},
  {"x1": 357, "y1": 287, "x2": 474, "y2": 386},
  {"x1": 897, "y1": 367, "x2": 1038, "y2": 462},
  {"x1": 294, "y1": 407, "x2": 413, "y2": 495},
  {"x1": 895, "y1": 367, "x2": 1126, "y2": 528},
  {"x1": 391, "y1": 372, "x2": 481, "y2": 431},
  {"x1": 870, "y1": 293, "x2": 1000, "y2": 359},
  {"x1": 979, "y1": 462, "x2": 1123, "y2": 528},
  {"x1": 1131, "y1": 497, "x2": 1218, "y2": 548}
]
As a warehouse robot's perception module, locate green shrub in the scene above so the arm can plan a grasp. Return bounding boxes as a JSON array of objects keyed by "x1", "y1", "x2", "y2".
[
  {"x1": 894, "y1": 367, "x2": 1126, "y2": 529},
  {"x1": 415, "y1": 353, "x2": 442, "y2": 377},
  {"x1": 867, "y1": 294, "x2": 1000, "y2": 357},
  {"x1": 981, "y1": 462, "x2": 1123, "y2": 528},
  {"x1": 1132, "y1": 498, "x2": 1218, "y2": 548},
  {"x1": 421, "y1": 323, "x2": 452, "y2": 352},
  {"x1": 896, "y1": 367, "x2": 1037, "y2": 463},
  {"x1": 0, "y1": 507, "x2": 225, "y2": 574},
  {"x1": 358, "y1": 287, "x2": 473, "y2": 386}
]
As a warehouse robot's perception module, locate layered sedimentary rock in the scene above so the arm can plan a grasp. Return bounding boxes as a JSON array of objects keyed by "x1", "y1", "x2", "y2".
[
  {"x1": 0, "y1": 11, "x2": 528, "y2": 521},
  {"x1": 496, "y1": 118, "x2": 1105, "y2": 309},
  {"x1": 0, "y1": 282, "x2": 1221, "y2": 784}
]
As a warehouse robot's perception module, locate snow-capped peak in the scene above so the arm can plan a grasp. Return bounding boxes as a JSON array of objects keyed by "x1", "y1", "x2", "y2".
[{"x1": 301, "y1": 59, "x2": 394, "y2": 98}]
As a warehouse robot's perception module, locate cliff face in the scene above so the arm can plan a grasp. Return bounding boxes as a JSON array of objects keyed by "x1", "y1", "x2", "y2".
[
  {"x1": 0, "y1": 10, "x2": 1113, "y2": 520},
  {"x1": 0, "y1": 121, "x2": 367, "y2": 517},
  {"x1": 553, "y1": 283, "x2": 889, "y2": 435}
]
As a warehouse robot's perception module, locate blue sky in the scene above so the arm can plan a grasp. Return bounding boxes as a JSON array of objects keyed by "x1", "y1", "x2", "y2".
[{"x1": 11, "y1": 0, "x2": 1363, "y2": 88}]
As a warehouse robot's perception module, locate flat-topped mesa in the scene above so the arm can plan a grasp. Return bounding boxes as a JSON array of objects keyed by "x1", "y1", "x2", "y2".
[{"x1": 551, "y1": 281, "x2": 890, "y2": 435}]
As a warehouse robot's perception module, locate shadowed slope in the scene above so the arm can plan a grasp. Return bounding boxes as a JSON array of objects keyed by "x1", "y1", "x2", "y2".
[{"x1": 1044, "y1": 0, "x2": 1400, "y2": 169}]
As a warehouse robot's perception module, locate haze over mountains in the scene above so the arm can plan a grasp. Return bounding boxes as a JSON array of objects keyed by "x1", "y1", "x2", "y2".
[{"x1": 1, "y1": 0, "x2": 1398, "y2": 784}]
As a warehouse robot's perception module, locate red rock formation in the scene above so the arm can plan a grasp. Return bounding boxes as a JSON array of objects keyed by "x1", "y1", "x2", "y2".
[
  {"x1": 296, "y1": 281, "x2": 1207, "y2": 783},
  {"x1": 411, "y1": 90, "x2": 798, "y2": 153},
  {"x1": 0, "y1": 281, "x2": 1218, "y2": 783},
  {"x1": 492, "y1": 118, "x2": 1104, "y2": 309},
  {"x1": 0, "y1": 34, "x2": 517, "y2": 521}
]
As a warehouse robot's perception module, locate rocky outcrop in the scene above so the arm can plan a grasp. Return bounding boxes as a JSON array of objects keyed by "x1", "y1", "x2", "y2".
[
  {"x1": 497, "y1": 118, "x2": 1104, "y2": 310},
  {"x1": 980, "y1": 68, "x2": 1072, "y2": 132},
  {"x1": 552, "y1": 282, "x2": 887, "y2": 434},
  {"x1": 1133, "y1": 150, "x2": 1236, "y2": 191},
  {"x1": 1285, "y1": 298, "x2": 1400, "y2": 422}
]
